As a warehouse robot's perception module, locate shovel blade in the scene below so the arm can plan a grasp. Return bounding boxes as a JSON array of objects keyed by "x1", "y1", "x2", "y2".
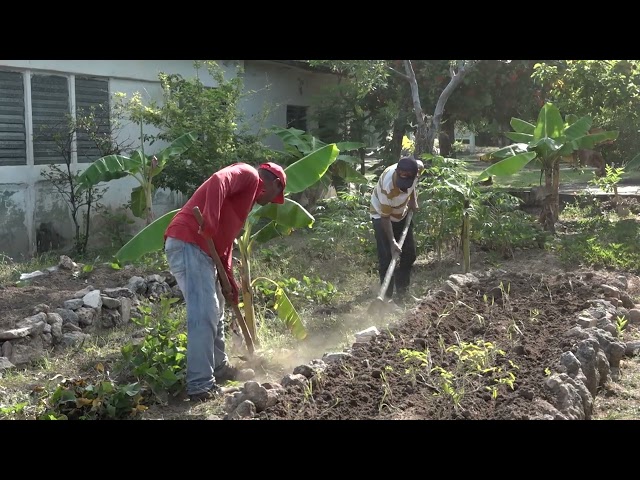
[{"x1": 367, "y1": 297, "x2": 399, "y2": 318}]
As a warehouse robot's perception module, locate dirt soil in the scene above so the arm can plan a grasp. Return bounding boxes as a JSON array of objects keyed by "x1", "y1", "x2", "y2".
[
  {"x1": 0, "y1": 264, "x2": 155, "y2": 331},
  {"x1": 259, "y1": 265, "x2": 639, "y2": 420},
  {"x1": 1, "y1": 251, "x2": 639, "y2": 420}
]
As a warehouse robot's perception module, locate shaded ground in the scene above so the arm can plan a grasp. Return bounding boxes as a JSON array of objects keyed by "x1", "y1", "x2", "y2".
[{"x1": 257, "y1": 268, "x2": 640, "y2": 420}]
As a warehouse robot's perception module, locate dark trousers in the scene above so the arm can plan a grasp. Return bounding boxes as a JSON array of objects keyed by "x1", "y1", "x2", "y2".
[{"x1": 372, "y1": 215, "x2": 417, "y2": 301}]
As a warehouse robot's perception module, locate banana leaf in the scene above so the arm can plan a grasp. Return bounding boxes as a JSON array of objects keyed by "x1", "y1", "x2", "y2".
[
  {"x1": 510, "y1": 117, "x2": 535, "y2": 134},
  {"x1": 285, "y1": 144, "x2": 340, "y2": 194},
  {"x1": 478, "y1": 152, "x2": 537, "y2": 181},
  {"x1": 114, "y1": 209, "x2": 179, "y2": 264},
  {"x1": 533, "y1": 103, "x2": 565, "y2": 141},
  {"x1": 251, "y1": 197, "x2": 314, "y2": 229}
]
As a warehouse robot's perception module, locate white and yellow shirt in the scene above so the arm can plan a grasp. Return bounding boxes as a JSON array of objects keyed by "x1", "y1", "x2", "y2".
[{"x1": 369, "y1": 164, "x2": 418, "y2": 222}]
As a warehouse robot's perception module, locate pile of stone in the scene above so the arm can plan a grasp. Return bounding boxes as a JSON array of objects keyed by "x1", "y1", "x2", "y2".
[{"x1": 0, "y1": 256, "x2": 181, "y2": 375}]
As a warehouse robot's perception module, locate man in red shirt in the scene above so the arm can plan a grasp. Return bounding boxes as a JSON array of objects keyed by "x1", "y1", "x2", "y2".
[{"x1": 164, "y1": 162, "x2": 286, "y2": 401}]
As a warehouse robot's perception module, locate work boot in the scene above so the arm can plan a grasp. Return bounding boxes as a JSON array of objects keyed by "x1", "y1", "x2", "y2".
[
  {"x1": 188, "y1": 385, "x2": 222, "y2": 402},
  {"x1": 214, "y1": 362, "x2": 255, "y2": 383},
  {"x1": 188, "y1": 384, "x2": 240, "y2": 402}
]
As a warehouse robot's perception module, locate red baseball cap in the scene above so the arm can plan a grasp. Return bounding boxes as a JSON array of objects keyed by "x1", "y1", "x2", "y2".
[{"x1": 259, "y1": 162, "x2": 287, "y2": 204}]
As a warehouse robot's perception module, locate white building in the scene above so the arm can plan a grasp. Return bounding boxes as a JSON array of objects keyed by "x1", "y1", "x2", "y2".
[{"x1": 0, "y1": 60, "x2": 337, "y2": 258}]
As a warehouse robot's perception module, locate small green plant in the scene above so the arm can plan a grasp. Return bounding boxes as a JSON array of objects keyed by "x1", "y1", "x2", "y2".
[
  {"x1": 379, "y1": 365, "x2": 396, "y2": 413},
  {"x1": 0, "y1": 402, "x2": 28, "y2": 419},
  {"x1": 400, "y1": 334, "x2": 519, "y2": 413},
  {"x1": 116, "y1": 296, "x2": 186, "y2": 404},
  {"x1": 431, "y1": 366, "x2": 464, "y2": 407},
  {"x1": 254, "y1": 275, "x2": 337, "y2": 306},
  {"x1": 340, "y1": 364, "x2": 355, "y2": 380},
  {"x1": 400, "y1": 347, "x2": 431, "y2": 387},
  {"x1": 589, "y1": 164, "x2": 624, "y2": 195},
  {"x1": 529, "y1": 309, "x2": 540, "y2": 323},
  {"x1": 36, "y1": 364, "x2": 148, "y2": 420},
  {"x1": 302, "y1": 380, "x2": 314, "y2": 403},
  {"x1": 616, "y1": 315, "x2": 628, "y2": 339}
]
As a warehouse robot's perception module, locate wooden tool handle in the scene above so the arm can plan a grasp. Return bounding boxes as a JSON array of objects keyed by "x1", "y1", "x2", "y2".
[
  {"x1": 377, "y1": 210, "x2": 414, "y2": 302},
  {"x1": 192, "y1": 206, "x2": 255, "y2": 355},
  {"x1": 192, "y1": 207, "x2": 231, "y2": 290}
]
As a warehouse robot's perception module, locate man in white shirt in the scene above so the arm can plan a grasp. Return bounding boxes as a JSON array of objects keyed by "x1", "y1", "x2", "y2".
[{"x1": 369, "y1": 156, "x2": 420, "y2": 306}]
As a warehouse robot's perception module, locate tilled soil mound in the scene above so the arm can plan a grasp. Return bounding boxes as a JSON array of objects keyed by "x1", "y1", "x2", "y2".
[{"x1": 255, "y1": 268, "x2": 635, "y2": 420}]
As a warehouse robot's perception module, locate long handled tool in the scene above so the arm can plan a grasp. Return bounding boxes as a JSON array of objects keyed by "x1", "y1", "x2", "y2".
[
  {"x1": 192, "y1": 206, "x2": 255, "y2": 356},
  {"x1": 368, "y1": 210, "x2": 414, "y2": 316}
]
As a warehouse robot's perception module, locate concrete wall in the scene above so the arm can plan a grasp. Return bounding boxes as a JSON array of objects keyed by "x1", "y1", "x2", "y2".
[
  {"x1": 0, "y1": 61, "x2": 233, "y2": 259},
  {"x1": 0, "y1": 60, "x2": 335, "y2": 260},
  {"x1": 241, "y1": 61, "x2": 338, "y2": 150}
]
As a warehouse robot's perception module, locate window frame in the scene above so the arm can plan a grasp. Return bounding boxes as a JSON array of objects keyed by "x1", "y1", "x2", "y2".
[{"x1": 0, "y1": 67, "x2": 111, "y2": 167}]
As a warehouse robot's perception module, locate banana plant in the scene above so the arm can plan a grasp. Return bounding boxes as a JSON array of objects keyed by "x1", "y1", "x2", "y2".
[
  {"x1": 478, "y1": 103, "x2": 618, "y2": 233},
  {"x1": 77, "y1": 131, "x2": 197, "y2": 225},
  {"x1": 113, "y1": 142, "x2": 340, "y2": 345},
  {"x1": 271, "y1": 126, "x2": 368, "y2": 187},
  {"x1": 237, "y1": 143, "x2": 340, "y2": 342}
]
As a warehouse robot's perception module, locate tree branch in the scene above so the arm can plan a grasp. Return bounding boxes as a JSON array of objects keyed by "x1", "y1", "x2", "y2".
[{"x1": 388, "y1": 66, "x2": 410, "y2": 81}]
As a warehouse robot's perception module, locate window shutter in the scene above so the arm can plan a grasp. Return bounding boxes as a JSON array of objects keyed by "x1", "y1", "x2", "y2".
[
  {"x1": 0, "y1": 71, "x2": 26, "y2": 166},
  {"x1": 31, "y1": 74, "x2": 70, "y2": 165},
  {"x1": 75, "y1": 77, "x2": 110, "y2": 163}
]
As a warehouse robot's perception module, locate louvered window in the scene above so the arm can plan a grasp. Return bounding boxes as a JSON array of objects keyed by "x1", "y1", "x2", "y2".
[
  {"x1": 0, "y1": 71, "x2": 26, "y2": 166},
  {"x1": 31, "y1": 74, "x2": 70, "y2": 165},
  {"x1": 75, "y1": 77, "x2": 110, "y2": 163},
  {"x1": 0, "y1": 71, "x2": 111, "y2": 166}
]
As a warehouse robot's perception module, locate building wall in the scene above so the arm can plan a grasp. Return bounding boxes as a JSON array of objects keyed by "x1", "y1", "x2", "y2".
[
  {"x1": 241, "y1": 61, "x2": 338, "y2": 149},
  {"x1": 0, "y1": 60, "x2": 334, "y2": 259},
  {"x1": 0, "y1": 61, "x2": 233, "y2": 259}
]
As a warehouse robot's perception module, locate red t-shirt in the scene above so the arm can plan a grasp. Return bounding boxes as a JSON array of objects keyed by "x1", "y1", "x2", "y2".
[{"x1": 164, "y1": 163, "x2": 264, "y2": 292}]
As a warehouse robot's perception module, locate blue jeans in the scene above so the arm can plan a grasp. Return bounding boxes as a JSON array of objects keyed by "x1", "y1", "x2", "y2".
[{"x1": 164, "y1": 237, "x2": 228, "y2": 395}]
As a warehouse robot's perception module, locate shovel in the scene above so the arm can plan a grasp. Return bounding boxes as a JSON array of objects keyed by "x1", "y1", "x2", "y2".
[
  {"x1": 367, "y1": 210, "x2": 414, "y2": 317},
  {"x1": 192, "y1": 206, "x2": 255, "y2": 357}
]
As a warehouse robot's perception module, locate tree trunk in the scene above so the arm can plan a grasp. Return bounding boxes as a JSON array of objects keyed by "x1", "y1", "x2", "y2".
[
  {"x1": 551, "y1": 159, "x2": 560, "y2": 223},
  {"x1": 462, "y1": 200, "x2": 470, "y2": 273},
  {"x1": 439, "y1": 112, "x2": 455, "y2": 157},
  {"x1": 540, "y1": 166, "x2": 556, "y2": 234},
  {"x1": 387, "y1": 117, "x2": 405, "y2": 165},
  {"x1": 403, "y1": 60, "x2": 480, "y2": 161}
]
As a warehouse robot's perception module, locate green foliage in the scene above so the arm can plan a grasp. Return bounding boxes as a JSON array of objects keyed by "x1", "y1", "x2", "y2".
[
  {"x1": 399, "y1": 338, "x2": 519, "y2": 409},
  {"x1": 77, "y1": 132, "x2": 197, "y2": 224},
  {"x1": 37, "y1": 368, "x2": 148, "y2": 420},
  {"x1": 471, "y1": 192, "x2": 549, "y2": 257},
  {"x1": 415, "y1": 156, "x2": 478, "y2": 259},
  {"x1": 0, "y1": 402, "x2": 28, "y2": 418},
  {"x1": 309, "y1": 190, "x2": 375, "y2": 256},
  {"x1": 616, "y1": 315, "x2": 628, "y2": 339},
  {"x1": 558, "y1": 203, "x2": 640, "y2": 272},
  {"x1": 589, "y1": 164, "x2": 624, "y2": 193},
  {"x1": 532, "y1": 60, "x2": 640, "y2": 165},
  {"x1": 116, "y1": 296, "x2": 187, "y2": 404},
  {"x1": 121, "y1": 61, "x2": 274, "y2": 197},
  {"x1": 254, "y1": 275, "x2": 337, "y2": 306}
]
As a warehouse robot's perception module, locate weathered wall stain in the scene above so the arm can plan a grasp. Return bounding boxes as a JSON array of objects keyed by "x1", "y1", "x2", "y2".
[{"x1": 0, "y1": 188, "x2": 29, "y2": 259}]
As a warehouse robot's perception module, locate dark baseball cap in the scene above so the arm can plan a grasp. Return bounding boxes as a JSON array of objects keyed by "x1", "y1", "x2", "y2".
[
  {"x1": 396, "y1": 156, "x2": 419, "y2": 190},
  {"x1": 259, "y1": 162, "x2": 287, "y2": 204}
]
